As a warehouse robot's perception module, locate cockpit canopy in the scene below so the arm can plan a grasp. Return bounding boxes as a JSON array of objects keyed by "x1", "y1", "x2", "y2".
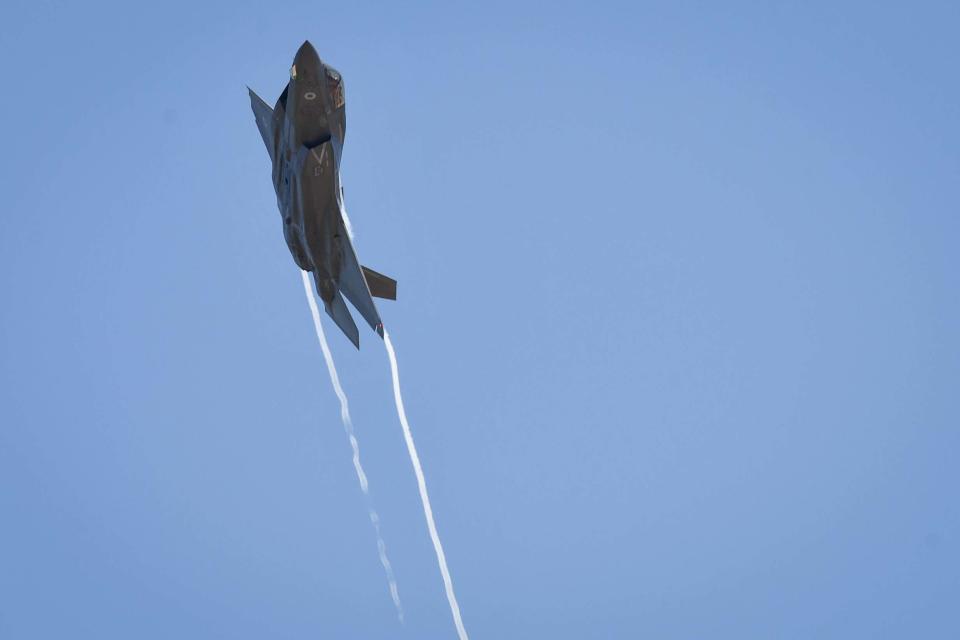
[{"x1": 325, "y1": 66, "x2": 345, "y2": 109}]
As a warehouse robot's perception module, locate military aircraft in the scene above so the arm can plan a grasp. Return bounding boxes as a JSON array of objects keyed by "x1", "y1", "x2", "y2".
[{"x1": 248, "y1": 41, "x2": 396, "y2": 348}]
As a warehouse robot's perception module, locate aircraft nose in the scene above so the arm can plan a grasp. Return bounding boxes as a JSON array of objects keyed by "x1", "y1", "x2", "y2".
[{"x1": 293, "y1": 40, "x2": 321, "y2": 80}]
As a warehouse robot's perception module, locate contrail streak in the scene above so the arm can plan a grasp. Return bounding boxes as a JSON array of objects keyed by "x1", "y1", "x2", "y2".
[
  {"x1": 300, "y1": 270, "x2": 404, "y2": 623},
  {"x1": 338, "y1": 188, "x2": 355, "y2": 240},
  {"x1": 383, "y1": 331, "x2": 469, "y2": 640}
]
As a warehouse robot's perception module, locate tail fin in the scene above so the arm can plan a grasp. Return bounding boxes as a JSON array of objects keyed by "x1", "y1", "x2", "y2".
[
  {"x1": 324, "y1": 290, "x2": 360, "y2": 349},
  {"x1": 362, "y1": 267, "x2": 397, "y2": 300}
]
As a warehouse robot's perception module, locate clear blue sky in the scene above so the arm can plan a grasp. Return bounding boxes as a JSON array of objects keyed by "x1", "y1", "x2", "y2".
[{"x1": 2, "y1": 1, "x2": 958, "y2": 638}]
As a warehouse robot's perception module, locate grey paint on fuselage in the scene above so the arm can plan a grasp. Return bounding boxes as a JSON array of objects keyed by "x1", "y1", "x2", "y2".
[{"x1": 248, "y1": 41, "x2": 395, "y2": 348}]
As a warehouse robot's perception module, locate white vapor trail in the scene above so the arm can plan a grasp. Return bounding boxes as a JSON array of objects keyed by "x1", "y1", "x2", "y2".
[
  {"x1": 338, "y1": 188, "x2": 355, "y2": 240},
  {"x1": 383, "y1": 331, "x2": 469, "y2": 640},
  {"x1": 300, "y1": 270, "x2": 404, "y2": 623}
]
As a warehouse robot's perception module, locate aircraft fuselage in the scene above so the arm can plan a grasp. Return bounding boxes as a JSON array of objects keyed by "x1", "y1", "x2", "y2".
[{"x1": 249, "y1": 41, "x2": 396, "y2": 348}]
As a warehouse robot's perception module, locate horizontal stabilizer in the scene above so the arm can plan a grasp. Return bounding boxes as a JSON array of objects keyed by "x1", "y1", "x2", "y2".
[
  {"x1": 361, "y1": 266, "x2": 397, "y2": 300},
  {"x1": 336, "y1": 217, "x2": 385, "y2": 339},
  {"x1": 324, "y1": 290, "x2": 360, "y2": 349}
]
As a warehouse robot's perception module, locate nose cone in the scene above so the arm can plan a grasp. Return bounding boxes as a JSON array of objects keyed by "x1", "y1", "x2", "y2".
[
  {"x1": 295, "y1": 40, "x2": 318, "y2": 61},
  {"x1": 293, "y1": 40, "x2": 322, "y2": 80}
]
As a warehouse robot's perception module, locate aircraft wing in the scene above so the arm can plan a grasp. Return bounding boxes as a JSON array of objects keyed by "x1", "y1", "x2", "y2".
[{"x1": 248, "y1": 88, "x2": 277, "y2": 162}]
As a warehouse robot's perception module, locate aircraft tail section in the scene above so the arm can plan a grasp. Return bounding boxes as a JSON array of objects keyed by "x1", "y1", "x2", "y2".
[
  {"x1": 337, "y1": 220, "x2": 386, "y2": 339},
  {"x1": 324, "y1": 290, "x2": 360, "y2": 349},
  {"x1": 299, "y1": 142, "x2": 395, "y2": 346},
  {"x1": 361, "y1": 266, "x2": 397, "y2": 300}
]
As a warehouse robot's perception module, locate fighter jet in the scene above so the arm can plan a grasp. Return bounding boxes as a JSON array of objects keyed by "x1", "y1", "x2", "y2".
[{"x1": 248, "y1": 41, "x2": 396, "y2": 348}]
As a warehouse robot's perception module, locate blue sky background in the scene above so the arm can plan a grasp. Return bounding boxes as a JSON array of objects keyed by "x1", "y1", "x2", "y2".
[{"x1": 2, "y1": 1, "x2": 958, "y2": 638}]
